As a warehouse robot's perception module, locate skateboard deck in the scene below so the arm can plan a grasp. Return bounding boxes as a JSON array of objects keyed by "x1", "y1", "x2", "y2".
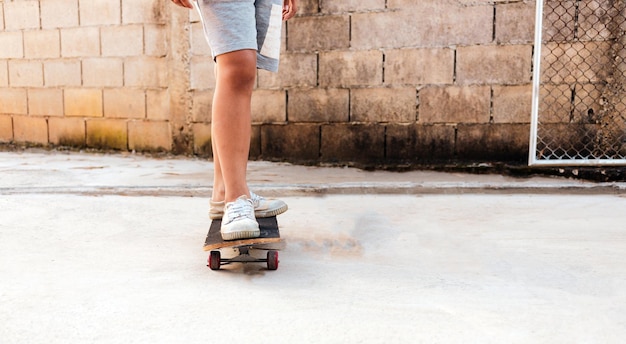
[{"x1": 204, "y1": 216, "x2": 283, "y2": 270}]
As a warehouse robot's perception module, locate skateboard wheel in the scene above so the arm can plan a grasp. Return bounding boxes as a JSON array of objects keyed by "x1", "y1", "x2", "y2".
[
  {"x1": 208, "y1": 251, "x2": 221, "y2": 270},
  {"x1": 267, "y1": 250, "x2": 279, "y2": 271}
]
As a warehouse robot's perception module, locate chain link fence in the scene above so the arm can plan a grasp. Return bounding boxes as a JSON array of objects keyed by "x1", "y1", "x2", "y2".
[{"x1": 530, "y1": 0, "x2": 626, "y2": 165}]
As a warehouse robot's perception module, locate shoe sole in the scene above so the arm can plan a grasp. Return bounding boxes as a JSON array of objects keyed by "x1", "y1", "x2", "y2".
[
  {"x1": 254, "y1": 204, "x2": 288, "y2": 218},
  {"x1": 221, "y1": 229, "x2": 261, "y2": 241},
  {"x1": 210, "y1": 204, "x2": 288, "y2": 220}
]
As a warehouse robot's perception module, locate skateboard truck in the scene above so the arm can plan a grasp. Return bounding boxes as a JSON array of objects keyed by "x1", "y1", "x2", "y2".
[{"x1": 208, "y1": 247, "x2": 279, "y2": 271}]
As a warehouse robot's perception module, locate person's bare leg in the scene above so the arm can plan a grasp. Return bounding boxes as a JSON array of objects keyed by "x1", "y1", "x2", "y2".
[
  {"x1": 211, "y1": 49, "x2": 256, "y2": 203},
  {"x1": 210, "y1": 62, "x2": 226, "y2": 203},
  {"x1": 210, "y1": 135, "x2": 225, "y2": 202}
]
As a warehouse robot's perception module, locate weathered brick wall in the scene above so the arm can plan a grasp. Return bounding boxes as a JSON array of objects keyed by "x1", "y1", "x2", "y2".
[
  {"x1": 0, "y1": 0, "x2": 173, "y2": 151},
  {"x1": 0, "y1": 0, "x2": 538, "y2": 164}
]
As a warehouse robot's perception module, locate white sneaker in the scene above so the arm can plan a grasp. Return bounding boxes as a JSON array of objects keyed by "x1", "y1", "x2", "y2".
[
  {"x1": 210, "y1": 191, "x2": 288, "y2": 220},
  {"x1": 250, "y1": 192, "x2": 288, "y2": 218},
  {"x1": 220, "y1": 195, "x2": 260, "y2": 241}
]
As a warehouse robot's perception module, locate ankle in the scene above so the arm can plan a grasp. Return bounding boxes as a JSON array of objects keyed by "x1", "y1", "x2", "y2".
[
  {"x1": 211, "y1": 190, "x2": 225, "y2": 202},
  {"x1": 224, "y1": 188, "x2": 250, "y2": 203}
]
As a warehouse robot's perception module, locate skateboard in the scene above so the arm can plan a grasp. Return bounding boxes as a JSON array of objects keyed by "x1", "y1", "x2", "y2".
[{"x1": 204, "y1": 216, "x2": 284, "y2": 271}]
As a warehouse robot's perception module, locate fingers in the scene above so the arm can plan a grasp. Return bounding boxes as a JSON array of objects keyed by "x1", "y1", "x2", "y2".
[
  {"x1": 171, "y1": 0, "x2": 194, "y2": 9},
  {"x1": 282, "y1": 0, "x2": 297, "y2": 20}
]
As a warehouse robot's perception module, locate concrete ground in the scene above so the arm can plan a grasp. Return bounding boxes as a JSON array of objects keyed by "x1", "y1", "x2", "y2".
[{"x1": 1, "y1": 150, "x2": 626, "y2": 343}]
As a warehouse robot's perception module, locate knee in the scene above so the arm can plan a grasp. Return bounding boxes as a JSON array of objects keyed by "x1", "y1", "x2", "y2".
[{"x1": 216, "y1": 51, "x2": 257, "y2": 91}]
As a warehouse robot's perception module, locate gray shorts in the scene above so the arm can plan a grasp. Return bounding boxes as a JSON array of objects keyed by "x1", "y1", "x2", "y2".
[{"x1": 195, "y1": 0, "x2": 283, "y2": 72}]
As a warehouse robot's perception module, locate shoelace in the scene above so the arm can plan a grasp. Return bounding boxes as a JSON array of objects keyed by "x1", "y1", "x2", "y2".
[
  {"x1": 250, "y1": 192, "x2": 263, "y2": 207},
  {"x1": 225, "y1": 199, "x2": 253, "y2": 222}
]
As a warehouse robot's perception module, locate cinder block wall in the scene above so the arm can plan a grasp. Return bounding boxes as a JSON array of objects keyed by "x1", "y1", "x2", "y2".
[
  {"x1": 0, "y1": 0, "x2": 172, "y2": 152},
  {"x1": 0, "y1": 0, "x2": 537, "y2": 165}
]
